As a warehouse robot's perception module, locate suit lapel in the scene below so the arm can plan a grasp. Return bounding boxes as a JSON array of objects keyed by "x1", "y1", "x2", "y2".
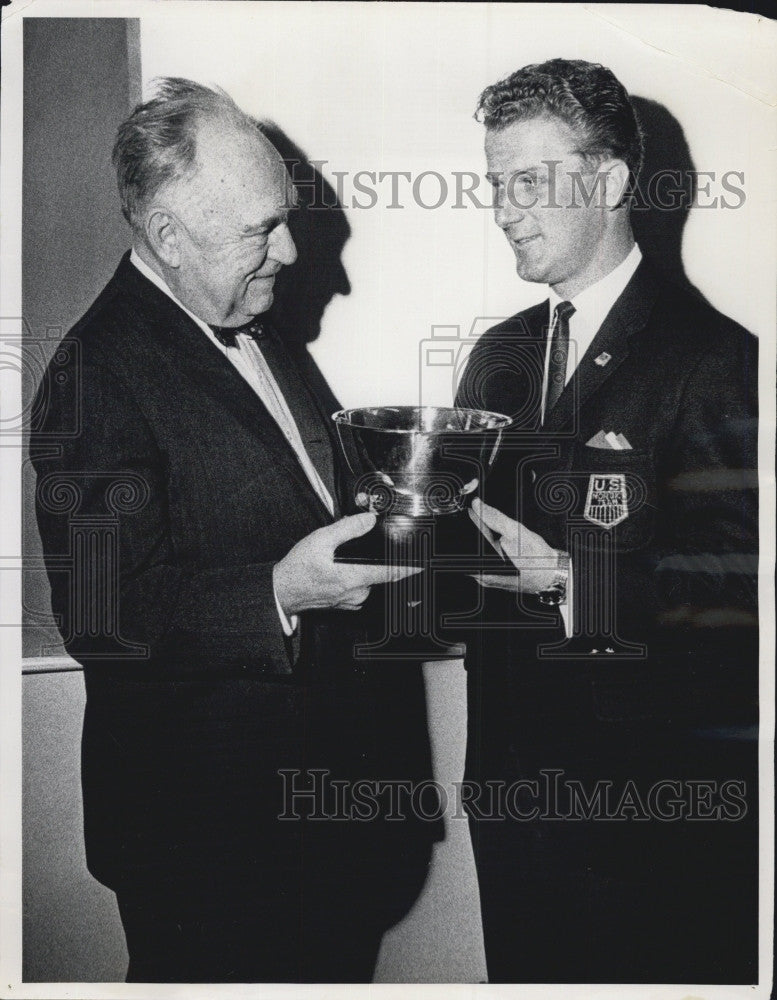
[
  {"x1": 117, "y1": 255, "x2": 335, "y2": 518},
  {"x1": 523, "y1": 300, "x2": 551, "y2": 343},
  {"x1": 476, "y1": 301, "x2": 549, "y2": 430},
  {"x1": 543, "y1": 262, "x2": 659, "y2": 433},
  {"x1": 284, "y1": 344, "x2": 347, "y2": 517}
]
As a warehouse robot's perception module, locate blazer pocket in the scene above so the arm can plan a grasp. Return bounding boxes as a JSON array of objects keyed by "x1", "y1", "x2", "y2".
[{"x1": 569, "y1": 441, "x2": 656, "y2": 552}]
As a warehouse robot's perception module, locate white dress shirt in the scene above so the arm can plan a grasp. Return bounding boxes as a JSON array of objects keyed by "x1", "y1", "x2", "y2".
[{"x1": 130, "y1": 249, "x2": 333, "y2": 635}]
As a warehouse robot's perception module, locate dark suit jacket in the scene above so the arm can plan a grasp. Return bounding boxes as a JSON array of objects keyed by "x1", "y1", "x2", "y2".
[
  {"x1": 454, "y1": 260, "x2": 758, "y2": 982},
  {"x1": 456, "y1": 261, "x2": 757, "y2": 766},
  {"x1": 31, "y1": 254, "x2": 437, "y2": 910}
]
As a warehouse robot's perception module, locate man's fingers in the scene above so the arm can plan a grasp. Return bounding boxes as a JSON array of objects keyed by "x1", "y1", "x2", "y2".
[
  {"x1": 339, "y1": 562, "x2": 422, "y2": 591},
  {"x1": 470, "y1": 572, "x2": 519, "y2": 591},
  {"x1": 325, "y1": 512, "x2": 377, "y2": 546},
  {"x1": 337, "y1": 587, "x2": 371, "y2": 610},
  {"x1": 382, "y1": 563, "x2": 424, "y2": 583},
  {"x1": 348, "y1": 562, "x2": 423, "y2": 584},
  {"x1": 471, "y1": 498, "x2": 519, "y2": 539},
  {"x1": 468, "y1": 507, "x2": 503, "y2": 555}
]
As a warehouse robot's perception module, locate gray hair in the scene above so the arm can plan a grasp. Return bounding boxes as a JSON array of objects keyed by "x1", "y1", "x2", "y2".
[{"x1": 112, "y1": 77, "x2": 264, "y2": 229}]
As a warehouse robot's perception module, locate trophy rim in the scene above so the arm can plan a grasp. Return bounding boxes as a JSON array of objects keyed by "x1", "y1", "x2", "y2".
[{"x1": 331, "y1": 404, "x2": 512, "y2": 434}]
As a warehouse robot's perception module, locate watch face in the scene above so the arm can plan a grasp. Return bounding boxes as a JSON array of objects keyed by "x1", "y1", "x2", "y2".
[{"x1": 537, "y1": 580, "x2": 566, "y2": 606}]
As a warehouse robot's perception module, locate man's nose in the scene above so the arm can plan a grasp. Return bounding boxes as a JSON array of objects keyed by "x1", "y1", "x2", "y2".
[
  {"x1": 494, "y1": 191, "x2": 525, "y2": 230},
  {"x1": 270, "y1": 223, "x2": 298, "y2": 266}
]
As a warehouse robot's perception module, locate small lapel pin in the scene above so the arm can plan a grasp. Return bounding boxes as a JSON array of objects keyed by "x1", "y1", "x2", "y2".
[{"x1": 595, "y1": 352, "x2": 612, "y2": 367}]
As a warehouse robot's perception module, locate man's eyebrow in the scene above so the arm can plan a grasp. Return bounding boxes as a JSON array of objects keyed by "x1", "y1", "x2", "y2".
[
  {"x1": 241, "y1": 210, "x2": 291, "y2": 235},
  {"x1": 486, "y1": 167, "x2": 539, "y2": 183}
]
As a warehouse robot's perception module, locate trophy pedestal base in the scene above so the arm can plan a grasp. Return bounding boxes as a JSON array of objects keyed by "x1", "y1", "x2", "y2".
[
  {"x1": 335, "y1": 511, "x2": 512, "y2": 659},
  {"x1": 334, "y1": 509, "x2": 513, "y2": 574}
]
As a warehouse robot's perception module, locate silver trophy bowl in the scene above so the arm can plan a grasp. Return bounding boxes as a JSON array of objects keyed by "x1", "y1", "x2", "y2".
[{"x1": 332, "y1": 405, "x2": 511, "y2": 565}]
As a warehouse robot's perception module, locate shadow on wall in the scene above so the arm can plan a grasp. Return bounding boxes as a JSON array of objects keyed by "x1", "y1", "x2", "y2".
[
  {"x1": 630, "y1": 96, "x2": 710, "y2": 309},
  {"x1": 264, "y1": 122, "x2": 352, "y2": 353}
]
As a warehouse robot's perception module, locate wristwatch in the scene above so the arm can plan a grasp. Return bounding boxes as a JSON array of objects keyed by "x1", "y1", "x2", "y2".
[{"x1": 536, "y1": 549, "x2": 570, "y2": 606}]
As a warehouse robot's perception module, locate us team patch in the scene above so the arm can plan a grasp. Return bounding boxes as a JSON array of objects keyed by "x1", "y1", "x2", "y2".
[{"x1": 584, "y1": 474, "x2": 629, "y2": 528}]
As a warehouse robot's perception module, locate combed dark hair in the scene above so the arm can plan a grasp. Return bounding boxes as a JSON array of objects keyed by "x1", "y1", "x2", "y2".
[
  {"x1": 112, "y1": 77, "x2": 263, "y2": 228},
  {"x1": 476, "y1": 59, "x2": 644, "y2": 187}
]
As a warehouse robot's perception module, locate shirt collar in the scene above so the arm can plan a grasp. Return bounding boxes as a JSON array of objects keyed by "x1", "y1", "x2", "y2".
[{"x1": 548, "y1": 243, "x2": 642, "y2": 327}]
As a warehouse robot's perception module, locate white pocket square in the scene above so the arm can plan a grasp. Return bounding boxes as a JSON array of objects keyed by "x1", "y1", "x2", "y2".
[{"x1": 586, "y1": 430, "x2": 632, "y2": 450}]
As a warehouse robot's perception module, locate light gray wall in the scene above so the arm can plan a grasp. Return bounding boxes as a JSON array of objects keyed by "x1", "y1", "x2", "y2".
[
  {"x1": 23, "y1": 667, "x2": 128, "y2": 982},
  {"x1": 377, "y1": 662, "x2": 486, "y2": 983}
]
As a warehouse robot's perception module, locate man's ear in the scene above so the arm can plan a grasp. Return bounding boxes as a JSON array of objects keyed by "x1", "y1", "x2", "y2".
[
  {"x1": 603, "y1": 159, "x2": 631, "y2": 210},
  {"x1": 145, "y1": 209, "x2": 182, "y2": 267},
  {"x1": 604, "y1": 160, "x2": 629, "y2": 211}
]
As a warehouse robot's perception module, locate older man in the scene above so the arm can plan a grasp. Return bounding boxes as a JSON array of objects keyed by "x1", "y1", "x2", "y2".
[
  {"x1": 457, "y1": 60, "x2": 758, "y2": 983},
  {"x1": 31, "y1": 78, "x2": 435, "y2": 983}
]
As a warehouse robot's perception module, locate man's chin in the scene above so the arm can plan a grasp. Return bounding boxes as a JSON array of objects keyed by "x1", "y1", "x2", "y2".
[
  {"x1": 244, "y1": 290, "x2": 274, "y2": 317},
  {"x1": 511, "y1": 248, "x2": 547, "y2": 284},
  {"x1": 514, "y1": 262, "x2": 548, "y2": 285}
]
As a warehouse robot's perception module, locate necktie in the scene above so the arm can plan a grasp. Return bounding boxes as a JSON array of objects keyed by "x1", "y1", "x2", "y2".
[
  {"x1": 210, "y1": 319, "x2": 266, "y2": 348},
  {"x1": 545, "y1": 300, "x2": 575, "y2": 416}
]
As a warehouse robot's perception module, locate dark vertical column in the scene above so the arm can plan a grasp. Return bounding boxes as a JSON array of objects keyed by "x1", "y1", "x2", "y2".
[
  {"x1": 22, "y1": 18, "x2": 140, "y2": 660},
  {"x1": 22, "y1": 18, "x2": 139, "y2": 339}
]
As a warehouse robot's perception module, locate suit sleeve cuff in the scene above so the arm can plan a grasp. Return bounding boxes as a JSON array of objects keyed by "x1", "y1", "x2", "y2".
[{"x1": 560, "y1": 556, "x2": 573, "y2": 638}]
